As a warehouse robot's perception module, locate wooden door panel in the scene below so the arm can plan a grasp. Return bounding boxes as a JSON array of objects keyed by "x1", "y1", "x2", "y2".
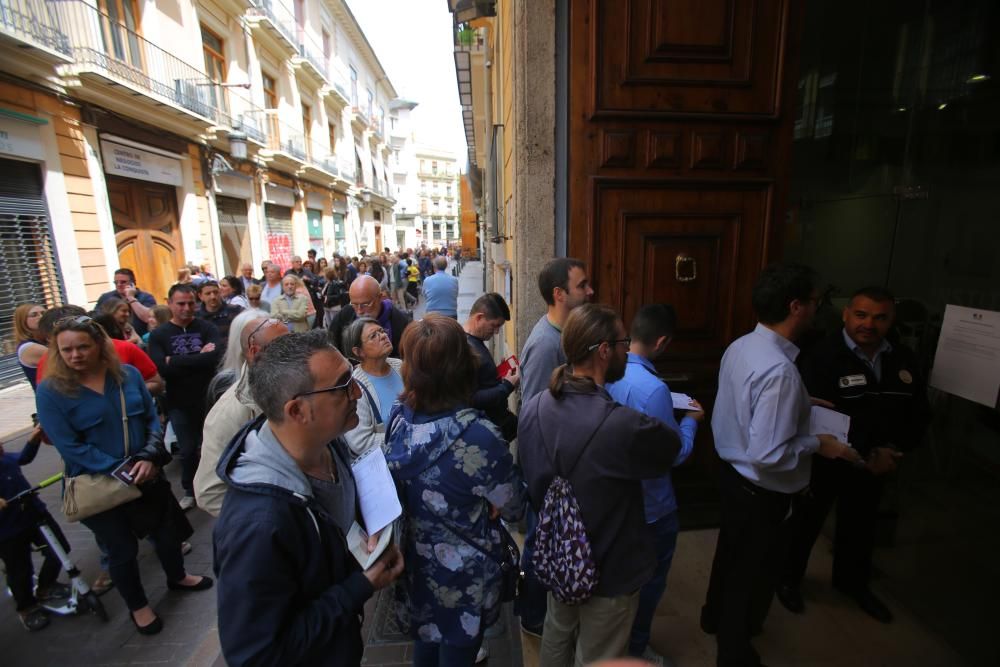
[{"x1": 592, "y1": 0, "x2": 790, "y2": 117}]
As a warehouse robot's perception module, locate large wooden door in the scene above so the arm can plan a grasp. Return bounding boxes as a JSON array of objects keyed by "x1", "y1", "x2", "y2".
[
  {"x1": 107, "y1": 176, "x2": 184, "y2": 303},
  {"x1": 568, "y1": 0, "x2": 799, "y2": 524}
]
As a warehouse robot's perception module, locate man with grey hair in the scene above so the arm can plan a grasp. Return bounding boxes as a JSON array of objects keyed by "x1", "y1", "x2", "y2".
[
  {"x1": 327, "y1": 274, "x2": 411, "y2": 357},
  {"x1": 421, "y1": 254, "x2": 459, "y2": 318},
  {"x1": 193, "y1": 313, "x2": 289, "y2": 516},
  {"x1": 213, "y1": 331, "x2": 404, "y2": 665}
]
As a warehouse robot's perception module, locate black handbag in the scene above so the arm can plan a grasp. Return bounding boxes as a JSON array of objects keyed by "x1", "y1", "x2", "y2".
[{"x1": 439, "y1": 513, "x2": 523, "y2": 603}]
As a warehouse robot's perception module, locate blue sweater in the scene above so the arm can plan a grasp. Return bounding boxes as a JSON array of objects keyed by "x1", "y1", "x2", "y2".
[
  {"x1": 422, "y1": 270, "x2": 459, "y2": 318},
  {"x1": 0, "y1": 438, "x2": 45, "y2": 541},
  {"x1": 36, "y1": 365, "x2": 160, "y2": 478}
]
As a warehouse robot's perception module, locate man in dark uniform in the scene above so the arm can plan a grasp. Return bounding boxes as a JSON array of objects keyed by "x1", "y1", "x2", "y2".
[{"x1": 776, "y1": 286, "x2": 931, "y2": 623}]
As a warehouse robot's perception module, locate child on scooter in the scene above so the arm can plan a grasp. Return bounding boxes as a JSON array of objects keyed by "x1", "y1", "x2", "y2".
[{"x1": 0, "y1": 428, "x2": 70, "y2": 631}]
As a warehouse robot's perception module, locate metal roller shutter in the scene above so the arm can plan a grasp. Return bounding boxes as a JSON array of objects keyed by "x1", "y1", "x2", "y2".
[{"x1": 0, "y1": 158, "x2": 65, "y2": 387}]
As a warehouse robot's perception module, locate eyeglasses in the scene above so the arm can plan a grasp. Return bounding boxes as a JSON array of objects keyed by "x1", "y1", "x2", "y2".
[
  {"x1": 350, "y1": 297, "x2": 378, "y2": 311},
  {"x1": 293, "y1": 375, "x2": 357, "y2": 400},
  {"x1": 365, "y1": 327, "x2": 388, "y2": 342},
  {"x1": 587, "y1": 337, "x2": 631, "y2": 352},
  {"x1": 246, "y1": 317, "x2": 282, "y2": 348}
]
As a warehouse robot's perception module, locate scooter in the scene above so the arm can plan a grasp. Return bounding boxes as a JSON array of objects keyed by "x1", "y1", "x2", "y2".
[{"x1": 3, "y1": 472, "x2": 108, "y2": 621}]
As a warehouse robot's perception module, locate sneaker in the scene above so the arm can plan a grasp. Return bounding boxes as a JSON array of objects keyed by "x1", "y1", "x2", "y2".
[
  {"x1": 639, "y1": 647, "x2": 675, "y2": 667},
  {"x1": 35, "y1": 582, "x2": 72, "y2": 602},
  {"x1": 92, "y1": 571, "x2": 114, "y2": 596},
  {"x1": 18, "y1": 606, "x2": 50, "y2": 632},
  {"x1": 179, "y1": 495, "x2": 196, "y2": 511},
  {"x1": 181, "y1": 541, "x2": 193, "y2": 556},
  {"x1": 475, "y1": 646, "x2": 489, "y2": 664}
]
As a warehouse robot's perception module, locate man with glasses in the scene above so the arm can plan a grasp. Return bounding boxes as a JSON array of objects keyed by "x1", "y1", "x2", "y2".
[
  {"x1": 147, "y1": 284, "x2": 222, "y2": 511},
  {"x1": 327, "y1": 275, "x2": 411, "y2": 358},
  {"x1": 213, "y1": 331, "x2": 404, "y2": 666},
  {"x1": 96, "y1": 268, "x2": 157, "y2": 337},
  {"x1": 194, "y1": 315, "x2": 289, "y2": 516},
  {"x1": 701, "y1": 264, "x2": 863, "y2": 667}
]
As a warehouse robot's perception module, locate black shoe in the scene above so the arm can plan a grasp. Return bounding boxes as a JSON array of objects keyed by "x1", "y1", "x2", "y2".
[
  {"x1": 167, "y1": 575, "x2": 214, "y2": 592},
  {"x1": 520, "y1": 621, "x2": 543, "y2": 638},
  {"x1": 131, "y1": 612, "x2": 163, "y2": 635},
  {"x1": 699, "y1": 605, "x2": 718, "y2": 635},
  {"x1": 775, "y1": 584, "x2": 805, "y2": 614},
  {"x1": 853, "y1": 589, "x2": 893, "y2": 624}
]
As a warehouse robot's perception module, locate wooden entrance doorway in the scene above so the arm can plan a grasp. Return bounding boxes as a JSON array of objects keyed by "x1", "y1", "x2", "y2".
[
  {"x1": 107, "y1": 176, "x2": 184, "y2": 303},
  {"x1": 567, "y1": 0, "x2": 799, "y2": 524}
]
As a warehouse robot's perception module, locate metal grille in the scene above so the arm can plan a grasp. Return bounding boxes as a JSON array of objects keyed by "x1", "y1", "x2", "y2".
[{"x1": 0, "y1": 158, "x2": 65, "y2": 387}]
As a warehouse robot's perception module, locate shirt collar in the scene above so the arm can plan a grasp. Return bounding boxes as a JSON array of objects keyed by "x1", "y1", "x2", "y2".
[
  {"x1": 626, "y1": 352, "x2": 656, "y2": 373},
  {"x1": 753, "y1": 322, "x2": 801, "y2": 363},
  {"x1": 841, "y1": 328, "x2": 892, "y2": 359}
]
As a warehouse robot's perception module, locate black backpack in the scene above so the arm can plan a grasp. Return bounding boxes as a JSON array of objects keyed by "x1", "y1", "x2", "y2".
[{"x1": 323, "y1": 279, "x2": 348, "y2": 308}]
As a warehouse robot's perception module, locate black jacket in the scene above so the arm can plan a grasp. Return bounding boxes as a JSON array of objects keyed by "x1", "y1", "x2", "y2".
[
  {"x1": 798, "y1": 331, "x2": 931, "y2": 457},
  {"x1": 328, "y1": 303, "x2": 411, "y2": 358},
  {"x1": 213, "y1": 416, "x2": 373, "y2": 667},
  {"x1": 146, "y1": 319, "x2": 221, "y2": 410},
  {"x1": 517, "y1": 383, "x2": 680, "y2": 596},
  {"x1": 467, "y1": 334, "x2": 517, "y2": 441}
]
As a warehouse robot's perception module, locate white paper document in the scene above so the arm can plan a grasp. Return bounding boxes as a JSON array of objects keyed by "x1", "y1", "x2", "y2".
[
  {"x1": 346, "y1": 521, "x2": 393, "y2": 570},
  {"x1": 350, "y1": 447, "x2": 402, "y2": 535},
  {"x1": 671, "y1": 392, "x2": 701, "y2": 411},
  {"x1": 929, "y1": 305, "x2": 1000, "y2": 408},
  {"x1": 809, "y1": 406, "x2": 851, "y2": 443}
]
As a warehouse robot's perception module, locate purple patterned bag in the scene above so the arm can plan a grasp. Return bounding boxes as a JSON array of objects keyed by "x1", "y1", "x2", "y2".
[
  {"x1": 531, "y1": 405, "x2": 615, "y2": 605},
  {"x1": 533, "y1": 475, "x2": 599, "y2": 604}
]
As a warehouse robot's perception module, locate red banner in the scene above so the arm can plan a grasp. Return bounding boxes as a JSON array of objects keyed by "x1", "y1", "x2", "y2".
[{"x1": 267, "y1": 233, "x2": 292, "y2": 272}]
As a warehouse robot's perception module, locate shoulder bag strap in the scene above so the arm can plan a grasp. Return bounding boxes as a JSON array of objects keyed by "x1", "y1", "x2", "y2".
[
  {"x1": 357, "y1": 380, "x2": 383, "y2": 425},
  {"x1": 119, "y1": 384, "x2": 130, "y2": 457}
]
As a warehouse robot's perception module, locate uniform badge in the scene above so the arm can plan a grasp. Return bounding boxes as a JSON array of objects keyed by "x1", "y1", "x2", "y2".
[
  {"x1": 898, "y1": 369, "x2": 913, "y2": 384},
  {"x1": 839, "y1": 374, "x2": 867, "y2": 388}
]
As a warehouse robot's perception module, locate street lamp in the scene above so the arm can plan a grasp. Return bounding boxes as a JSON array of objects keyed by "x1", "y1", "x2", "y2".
[{"x1": 228, "y1": 130, "x2": 248, "y2": 160}]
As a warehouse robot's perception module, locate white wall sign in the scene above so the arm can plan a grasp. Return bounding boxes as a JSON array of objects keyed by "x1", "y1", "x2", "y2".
[
  {"x1": 100, "y1": 139, "x2": 183, "y2": 186},
  {"x1": 0, "y1": 116, "x2": 44, "y2": 161},
  {"x1": 929, "y1": 305, "x2": 1000, "y2": 408}
]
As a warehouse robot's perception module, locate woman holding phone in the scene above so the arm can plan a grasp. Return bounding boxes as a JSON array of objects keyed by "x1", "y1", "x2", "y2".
[{"x1": 35, "y1": 315, "x2": 211, "y2": 635}]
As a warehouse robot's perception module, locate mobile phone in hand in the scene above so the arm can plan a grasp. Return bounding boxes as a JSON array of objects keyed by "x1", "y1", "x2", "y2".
[{"x1": 111, "y1": 457, "x2": 136, "y2": 486}]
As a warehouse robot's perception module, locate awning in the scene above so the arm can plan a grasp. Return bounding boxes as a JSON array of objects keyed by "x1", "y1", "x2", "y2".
[{"x1": 355, "y1": 141, "x2": 373, "y2": 188}]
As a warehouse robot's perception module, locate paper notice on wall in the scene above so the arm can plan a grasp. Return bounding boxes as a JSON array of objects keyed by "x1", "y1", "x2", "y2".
[{"x1": 930, "y1": 305, "x2": 1000, "y2": 408}]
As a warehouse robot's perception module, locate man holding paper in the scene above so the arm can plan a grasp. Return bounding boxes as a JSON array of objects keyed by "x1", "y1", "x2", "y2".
[
  {"x1": 777, "y1": 286, "x2": 930, "y2": 623},
  {"x1": 213, "y1": 331, "x2": 404, "y2": 667},
  {"x1": 701, "y1": 264, "x2": 862, "y2": 667}
]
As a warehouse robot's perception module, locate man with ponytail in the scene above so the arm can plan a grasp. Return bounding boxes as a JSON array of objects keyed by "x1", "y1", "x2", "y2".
[{"x1": 518, "y1": 303, "x2": 681, "y2": 666}]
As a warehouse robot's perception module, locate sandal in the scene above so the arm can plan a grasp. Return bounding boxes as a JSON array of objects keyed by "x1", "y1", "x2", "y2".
[
  {"x1": 92, "y1": 571, "x2": 114, "y2": 596},
  {"x1": 19, "y1": 607, "x2": 50, "y2": 632}
]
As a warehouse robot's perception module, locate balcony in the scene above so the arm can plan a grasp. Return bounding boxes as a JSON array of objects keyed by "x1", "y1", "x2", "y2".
[
  {"x1": 0, "y1": 0, "x2": 72, "y2": 77},
  {"x1": 246, "y1": 0, "x2": 297, "y2": 58},
  {"x1": 321, "y1": 60, "x2": 350, "y2": 108},
  {"x1": 54, "y1": 0, "x2": 265, "y2": 140},
  {"x1": 350, "y1": 106, "x2": 368, "y2": 133},
  {"x1": 259, "y1": 113, "x2": 338, "y2": 186},
  {"x1": 291, "y1": 30, "x2": 326, "y2": 88}
]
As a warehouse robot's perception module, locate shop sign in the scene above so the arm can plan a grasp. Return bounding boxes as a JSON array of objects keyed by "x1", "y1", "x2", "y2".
[
  {"x1": 0, "y1": 116, "x2": 44, "y2": 161},
  {"x1": 100, "y1": 139, "x2": 183, "y2": 186}
]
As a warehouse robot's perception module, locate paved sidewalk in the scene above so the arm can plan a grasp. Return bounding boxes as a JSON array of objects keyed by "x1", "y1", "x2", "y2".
[{"x1": 0, "y1": 381, "x2": 40, "y2": 442}]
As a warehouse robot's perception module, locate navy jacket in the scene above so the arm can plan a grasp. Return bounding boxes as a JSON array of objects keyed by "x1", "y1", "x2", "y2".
[{"x1": 213, "y1": 416, "x2": 374, "y2": 667}]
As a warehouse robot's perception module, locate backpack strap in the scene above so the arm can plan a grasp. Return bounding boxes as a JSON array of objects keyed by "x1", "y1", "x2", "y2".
[
  {"x1": 357, "y1": 380, "x2": 383, "y2": 425},
  {"x1": 535, "y1": 391, "x2": 615, "y2": 481}
]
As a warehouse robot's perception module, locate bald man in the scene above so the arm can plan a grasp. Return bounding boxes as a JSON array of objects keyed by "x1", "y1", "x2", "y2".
[
  {"x1": 194, "y1": 314, "x2": 290, "y2": 515},
  {"x1": 327, "y1": 274, "x2": 411, "y2": 358}
]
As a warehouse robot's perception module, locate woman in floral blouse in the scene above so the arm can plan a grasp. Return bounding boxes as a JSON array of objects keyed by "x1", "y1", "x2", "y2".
[{"x1": 386, "y1": 315, "x2": 527, "y2": 666}]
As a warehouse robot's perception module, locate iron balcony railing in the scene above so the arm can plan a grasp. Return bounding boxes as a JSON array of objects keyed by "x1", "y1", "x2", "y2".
[
  {"x1": 55, "y1": 0, "x2": 267, "y2": 141},
  {"x1": 263, "y1": 112, "x2": 342, "y2": 178},
  {"x1": 0, "y1": 0, "x2": 71, "y2": 55},
  {"x1": 248, "y1": 0, "x2": 297, "y2": 51}
]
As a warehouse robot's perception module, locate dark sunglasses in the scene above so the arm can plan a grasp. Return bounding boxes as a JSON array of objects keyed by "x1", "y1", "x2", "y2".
[
  {"x1": 292, "y1": 375, "x2": 358, "y2": 400},
  {"x1": 54, "y1": 314, "x2": 95, "y2": 330}
]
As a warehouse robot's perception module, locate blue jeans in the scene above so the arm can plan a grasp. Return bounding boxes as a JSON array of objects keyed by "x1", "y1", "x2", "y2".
[
  {"x1": 517, "y1": 506, "x2": 548, "y2": 631},
  {"x1": 628, "y1": 512, "x2": 680, "y2": 656},
  {"x1": 412, "y1": 638, "x2": 483, "y2": 667}
]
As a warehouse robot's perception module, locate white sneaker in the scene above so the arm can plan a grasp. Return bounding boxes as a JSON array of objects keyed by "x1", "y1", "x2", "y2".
[
  {"x1": 474, "y1": 646, "x2": 488, "y2": 664},
  {"x1": 179, "y1": 496, "x2": 196, "y2": 511},
  {"x1": 640, "y1": 647, "x2": 673, "y2": 667}
]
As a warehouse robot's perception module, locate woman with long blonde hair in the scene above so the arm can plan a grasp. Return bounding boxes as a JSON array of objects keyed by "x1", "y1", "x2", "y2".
[
  {"x1": 36, "y1": 315, "x2": 212, "y2": 635},
  {"x1": 13, "y1": 303, "x2": 46, "y2": 389}
]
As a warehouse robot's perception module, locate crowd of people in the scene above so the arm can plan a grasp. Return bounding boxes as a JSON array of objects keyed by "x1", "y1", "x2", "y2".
[{"x1": 0, "y1": 249, "x2": 929, "y2": 667}]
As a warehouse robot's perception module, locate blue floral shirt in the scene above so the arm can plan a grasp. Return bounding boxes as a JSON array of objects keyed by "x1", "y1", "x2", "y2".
[{"x1": 386, "y1": 404, "x2": 526, "y2": 646}]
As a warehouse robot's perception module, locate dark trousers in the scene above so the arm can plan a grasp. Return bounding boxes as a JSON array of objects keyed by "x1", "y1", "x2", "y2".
[
  {"x1": 628, "y1": 511, "x2": 680, "y2": 656},
  {"x1": 702, "y1": 463, "x2": 795, "y2": 667},
  {"x1": 413, "y1": 637, "x2": 484, "y2": 667},
  {"x1": 81, "y1": 502, "x2": 186, "y2": 611},
  {"x1": 781, "y1": 457, "x2": 884, "y2": 593},
  {"x1": 0, "y1": 521, "x2": 63, "y2": 611},
  {"x1": 168, "y1": 406, "x2": 205, "y2": 495},
  {"x1": 517, "y1": 506, "x2": 548, "y2": 631}
]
